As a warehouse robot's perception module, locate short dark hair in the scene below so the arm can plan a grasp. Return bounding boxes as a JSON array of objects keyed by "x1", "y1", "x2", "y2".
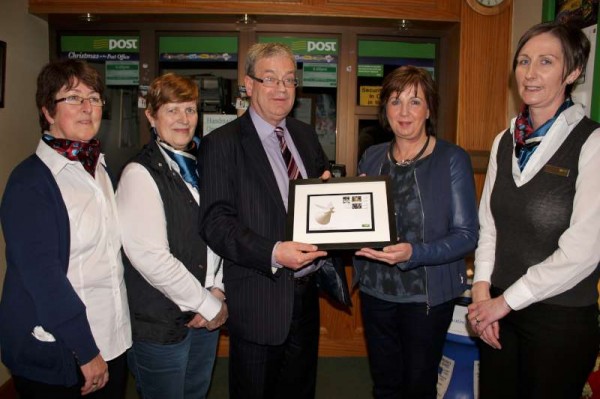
[
  {"x1": 378, "y1": 66, "x2": 438, "y2": 136},
  {"x1": 513, "y1": 21, "x2": 590, "y2": 96},
  {"x1": 36, "y1": 59, "x2": 104, "y2": 133},
  {"x1": 145, "y1": 73, "x2": 199, "y2": 117},
  {"x1": 245, "y1": 42, "x2": 296, "y2": 77}
]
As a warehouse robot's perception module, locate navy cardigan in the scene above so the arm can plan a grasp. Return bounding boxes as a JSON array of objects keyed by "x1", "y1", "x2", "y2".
[
  {"x1": 0, "y1": 154, "x2": 99, "y2": 386},
  {"x1": 354, "y1": 139, "x2": 479, "y2": 306}
]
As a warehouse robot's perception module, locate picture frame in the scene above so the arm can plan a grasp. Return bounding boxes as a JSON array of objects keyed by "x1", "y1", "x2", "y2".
[
  {"x1": 0, "y1": 41, "x2": 6, "y2": 108},
  {"x1": 286, "y1": 176, "x2": 397, "y2": 250}
]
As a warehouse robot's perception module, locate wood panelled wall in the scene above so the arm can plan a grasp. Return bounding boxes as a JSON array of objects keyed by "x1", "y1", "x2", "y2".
[
  {"x1": 30, "y1": 0, "x2": 461, "y2": 21},
  {"x1": 29, "y1": 0, "x2": 512, "y2": 357},
  {"x1": 458, "y1": 3, "x2": 513, "y2": 201}
]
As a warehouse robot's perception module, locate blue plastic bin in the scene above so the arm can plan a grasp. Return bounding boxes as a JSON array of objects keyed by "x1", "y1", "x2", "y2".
[{"x1": 437, "y1": 296, "x2": 480, "y2": 399}]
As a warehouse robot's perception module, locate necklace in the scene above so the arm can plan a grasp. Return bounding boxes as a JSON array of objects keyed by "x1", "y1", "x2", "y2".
[{"x1": 389, "y1": 135, "x2": 431, "y2": 167}]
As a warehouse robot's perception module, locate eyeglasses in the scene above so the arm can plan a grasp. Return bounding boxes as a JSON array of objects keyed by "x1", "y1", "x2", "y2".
[
  {"x1": 248, "y1": 75, "x2": 298, "y2": 88},
  {"x1": 54, "y1": 95, "x2": 105, "y2": 107}
]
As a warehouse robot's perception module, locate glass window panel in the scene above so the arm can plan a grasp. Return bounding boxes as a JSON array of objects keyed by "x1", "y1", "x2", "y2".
[
  {"x1": 158, "y1": 35, "x2": 239, "y2": 137},
  {"x1": 357, "y1": 39, "x2": 436, "y2": 107}
]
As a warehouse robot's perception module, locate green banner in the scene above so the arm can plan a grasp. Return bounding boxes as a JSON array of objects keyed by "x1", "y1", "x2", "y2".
[
  {"x1": 61, "y1": 36, "x2": 139, "y2": 53},
  {"x1": 159, "y1": 37, "x2": 237, "y2": 62},
  {"x1": 258, "y1": 36, "x2": 338, "y2": 57},
  {"x1": 358, "y1": 40, "x2": 435, "y2": 59},
  {"x1": 159, "y1": 36, "x2": 237, "y2": 53}
]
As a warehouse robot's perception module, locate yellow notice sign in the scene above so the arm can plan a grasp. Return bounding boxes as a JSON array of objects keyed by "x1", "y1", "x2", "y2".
[{"x1": 359, "y1": 86, "x2": 381, "y2": 106}]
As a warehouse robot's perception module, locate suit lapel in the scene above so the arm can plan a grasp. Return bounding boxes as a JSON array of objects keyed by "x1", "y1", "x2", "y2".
[{"x1": 239, "y1": 113, "x2": 287, "y2": 214}]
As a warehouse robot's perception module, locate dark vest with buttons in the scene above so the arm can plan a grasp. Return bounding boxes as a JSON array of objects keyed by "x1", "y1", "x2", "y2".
[
  {"x1": 491, "y1": 117, "x2": 600, "y2": 307},
  {"x1": 123, "y1": 140, "x2": 207, "y2": 344}
]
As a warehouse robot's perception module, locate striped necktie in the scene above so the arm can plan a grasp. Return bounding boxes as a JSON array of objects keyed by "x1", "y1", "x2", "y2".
[{"x1": 274, "y1": 126, "x2": 300, "y2": 180}]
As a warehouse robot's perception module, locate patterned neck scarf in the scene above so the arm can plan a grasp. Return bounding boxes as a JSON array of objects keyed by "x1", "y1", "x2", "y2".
[
  {"x1": 514, "y1": 97, "x2": 573, "y2": 170},
  {"x1": 155, "y1": 132, "x2": 200, "y2": 190},
  {"x1": 42, "y1": 133, "x2": 101, "y2": 177}
]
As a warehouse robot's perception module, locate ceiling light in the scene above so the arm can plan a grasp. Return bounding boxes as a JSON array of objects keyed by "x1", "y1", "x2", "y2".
[
  {"x1": 236, "y1": 14, "x2": 257, "y2": 30},
  {"x1": 79, "y1": 13, "x2": 99, "y2": 22},
  {"x1": 397, "y1": 19, "x2": 410, "y2": 32}
]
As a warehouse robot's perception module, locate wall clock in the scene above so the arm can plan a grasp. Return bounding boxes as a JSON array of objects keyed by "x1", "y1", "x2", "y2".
[{"x1": 466, "y1": 0, "x2": 512, "y2": 16}]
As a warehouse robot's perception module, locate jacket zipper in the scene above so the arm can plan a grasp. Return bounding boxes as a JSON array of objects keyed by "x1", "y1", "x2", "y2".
[{"x1": 413, "y1": 168, "x2": 430, "y2": 315}]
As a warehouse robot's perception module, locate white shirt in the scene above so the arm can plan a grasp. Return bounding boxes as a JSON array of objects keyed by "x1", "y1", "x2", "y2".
[
  {"x1": 36, "y1": 140, "x2": 131, "y2": 361},
  {"x1": 474, "y1": 104, "x2": 600, "y2": 310},
  {"x1": 116, "y1": 144, "x2": 223, "y2": 322}
]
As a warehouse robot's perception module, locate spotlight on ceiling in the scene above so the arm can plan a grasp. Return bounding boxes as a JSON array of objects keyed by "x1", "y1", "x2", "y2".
[
  {"x1": 236, "y1": 14, "x2": 257, "y2": 30},
  {"x1": 79, "y1": 13, "x2": 99, "y2": 22},
  {"x1": 397, "y1": 19, "x2": 410, "y2": 32}
]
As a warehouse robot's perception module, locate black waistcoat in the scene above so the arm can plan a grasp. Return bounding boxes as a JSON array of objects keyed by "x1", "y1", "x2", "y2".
[
  {"x1": 491, "y1": 117, "x2": 599, "y2": 307},
  {"x1": 123, "y1": 140, "x2": 207, "y2": 343}
]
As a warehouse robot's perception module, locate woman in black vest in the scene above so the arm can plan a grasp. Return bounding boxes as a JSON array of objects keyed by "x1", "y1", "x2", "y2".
[
  {"x1": 116, "y1": 73, "x2": 227, "y2": 399},
  {"x1": 469, "y1": 21, "x2": 600, "y2": 398}
]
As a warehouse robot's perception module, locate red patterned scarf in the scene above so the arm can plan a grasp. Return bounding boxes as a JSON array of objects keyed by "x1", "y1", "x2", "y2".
[
  {"x1": 514, "y1": 98, "x2": 573, "y2": 170},
  {"x1": 42, "y1": 133, "x2": 101, "y2": 177}
]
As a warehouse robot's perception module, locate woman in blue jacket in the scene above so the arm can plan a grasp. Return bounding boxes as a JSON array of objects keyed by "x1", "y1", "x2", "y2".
[{"x1": 354, "y1": 65, "x2": 478, "y2": 399}]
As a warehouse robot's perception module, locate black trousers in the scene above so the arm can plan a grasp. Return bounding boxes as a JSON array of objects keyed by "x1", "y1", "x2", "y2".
[
  {"x1": 360, "y1": 291, "x2": 455, "y2": 399},
  {"x1": 480, "y1": 288, "x2": 599, "y2": 399},
  {"x1": 228, "y1": 277, "x2": 320, "y2": 399},
  {"x1": 13, "y1": 352, "x2": 128, "y2": 399}
]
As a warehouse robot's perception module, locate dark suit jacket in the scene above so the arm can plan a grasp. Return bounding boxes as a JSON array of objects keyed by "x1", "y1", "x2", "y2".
[{"x1": 198, "y1": 110, "x2": 329, "y2": 345}]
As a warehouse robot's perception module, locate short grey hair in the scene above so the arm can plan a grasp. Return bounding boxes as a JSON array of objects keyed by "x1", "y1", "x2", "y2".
[{"x1": 245, "y1": 42, "x2": 296, "y2": 76}]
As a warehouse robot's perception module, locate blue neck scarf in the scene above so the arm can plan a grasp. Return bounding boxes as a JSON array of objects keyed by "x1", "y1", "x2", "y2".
[
  {"x1": 154, "y1": 128, "x2": 200, "y2": 190},
  {"x1": 514, "y1": 98, "x2": 573, "y2": 170}
]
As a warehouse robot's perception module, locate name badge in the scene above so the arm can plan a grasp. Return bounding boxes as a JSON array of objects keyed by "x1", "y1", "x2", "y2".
[{"x1": 543, "y1": 164, "x2": 570, "y2": 177}]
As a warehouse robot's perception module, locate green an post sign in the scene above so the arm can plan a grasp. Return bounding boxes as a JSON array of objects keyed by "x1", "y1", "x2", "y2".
[
  {"x1": 258, "y1": 37, "x2": 338, "y2": 63},
  {"x1": 60, "y1": 36, "x2": 140, "y2": 61},
  {"x1": 258, "y1": 36, "x2": 339, "y2": 87}
]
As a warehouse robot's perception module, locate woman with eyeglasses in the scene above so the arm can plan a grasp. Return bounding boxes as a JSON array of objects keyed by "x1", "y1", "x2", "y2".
[{"x1": 0, "y1": 59, "x2": 131, "y2": 398}]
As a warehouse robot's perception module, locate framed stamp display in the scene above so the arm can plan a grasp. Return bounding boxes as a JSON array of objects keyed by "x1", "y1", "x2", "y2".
[{"x1": 286, "y1": 176, "x2": 397, "y2": 250}]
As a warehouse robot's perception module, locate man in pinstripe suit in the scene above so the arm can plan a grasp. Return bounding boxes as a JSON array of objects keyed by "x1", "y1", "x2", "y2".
[{"x1": 198, "y1": 43, "x2": 331, "y2": 399}]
